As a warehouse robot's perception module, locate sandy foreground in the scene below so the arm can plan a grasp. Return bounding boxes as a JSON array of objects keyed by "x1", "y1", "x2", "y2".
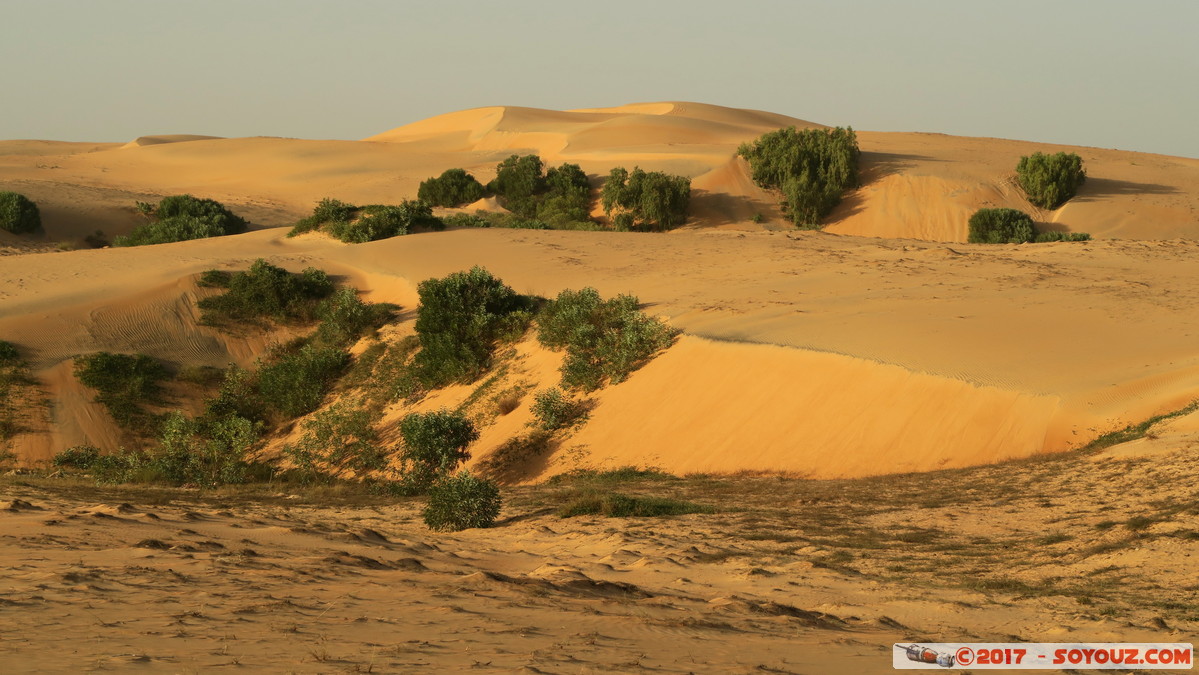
[{"x1": 2, "y1": 422, "x2": 1197, "y2": 674}]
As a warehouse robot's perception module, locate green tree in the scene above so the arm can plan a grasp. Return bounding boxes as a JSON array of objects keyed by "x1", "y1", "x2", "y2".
[
  {"x1": 418, "y1": 168, "x2": 487, "y2": 207},
  {"x1": 600, "y1": 167, "x2": 690, "y2": 231},
  {"x1": 1016, "y1": 152, "x2": 1086, "y2": 209},
  {"x1": 737, "y1": 126, "x2": 859, "y2": 228},
  {"x1": 967, "y1": 208, "x2": 1036, "y2": 244},
  {"x1": 412, "y1": 267, "x2": 528, "y2": 385},
  {"x1": 0, "y1": 192, "x2": 41, "y2": 234},
  {"x1": 399, "y1": 409, "x2": 479, "y2": 488},
  {"x1": 488, "y1": 154, "x2": 545, "y2": 218}
]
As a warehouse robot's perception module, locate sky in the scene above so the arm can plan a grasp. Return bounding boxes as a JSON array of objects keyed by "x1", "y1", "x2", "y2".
[{"x1": 2, "y1": 0, "x2": 1196, "y2": 157}]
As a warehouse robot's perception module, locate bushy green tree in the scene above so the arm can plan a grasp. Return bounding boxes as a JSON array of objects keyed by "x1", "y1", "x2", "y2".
[
  {"x1": 413, "y1": 267, "x2": 529, "y2": 385},
  {"x1": 115, "y1": 194, "x2": 246, "y2": 246},
  {"x1": 967, "y1": 208, "x2": 1036, "y2": 244},
  {"x1": 422, "y1": 471, "x2": 502, "y2": 531},
  {"x1": 289, "y1": 199, "x2": 441, "y2": 241},
  {"x1": 1017, "y1": 152, "x2": 1086, "y2": 209},
  {"x1": 737, "y1": 126, "x2": 859, "y2": 227},
  {"x1": 600, "y1": 167, "x2": 690, "y2": 231},
  {"x1": 418, "y1": 168, "x2": 487, "y2": 207},
  {"x1": 531, "y1": 388, "x2": 587, "y2": 431},
  {"x1": 488, "y1": 154, "x2": 546, "y2": 218},
  {"x1": 399, "y1": 409, "x2": 479, "y2": 488},
  {"x1": 154, "y1": 411, "x2": 261, "y2": 487},
  {"x1": 537, "y1": 287, "x2": 676, "y2": 390},
  {"x1": 0, "y1": 192, "x2": 41, "y2": 234},
  {"x1": 283, "y1": 401, "x2": 384, "y2": 481}
]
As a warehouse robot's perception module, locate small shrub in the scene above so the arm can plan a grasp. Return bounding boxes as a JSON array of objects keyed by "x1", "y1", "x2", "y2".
[
  {"x1": 536, "y1": 287, "x2": 676, "y2": 391},
  {"x1": 290, "y1": 198, "x2": 439, "y2": 242},
  {"x1": 313, "y1": 288, "x2": 394, "y2": 347},
  {"x1": 0, "y1": 192, "x2": 41, "y2": 234},
  {"x1": 601, "y1": 167, "x2": 690, "y2": 231},
  {"x1": 418, "y1": 168, "x2": 487, "y2": 207},
  {"x1": 968, "y1": 208, "x2": 1035, "y2": 244},
  {"x1": 399, "y1": 409, "x2": 478, "y2": 489},
  {"x1": 738, "y1": 126, "x2": 859, "y2": 228},
  {"x1": 422, "y1": 471, "x2": 502, "y2": 532},
  {"x1": 115, "y1": 195, "x2": 245, "y2": 246},
  {"x1": 1017, "y1": 152, "x2": 1086, "y2": 209},
  {"x1": 0, "y1": 341, "x2": 19, "y2": 362},
  {"x1": 73, "y1": 352, "x2": 169, "y2": 433},
  {"x1": 557, "y1": 491, "x2": 710, "y2": 518},
  {"x1": 413, "y1": 267, "x2": 530, "y2": 386},
  {"x1": 154, "y1": 411, "x2": 262, "y2": 487},
  {"x1": 197, "y1": 269, "x2": 232, "y2": 288},
  {"x1": 531, "y1": 388, "x2": 587, "y2": 431},
  {"x1": 1034, "y1": 230, "x2": 1091, "y2": 242},
  {"x1": 52, "y1": 445, "x2": 101, "y2": 469}
]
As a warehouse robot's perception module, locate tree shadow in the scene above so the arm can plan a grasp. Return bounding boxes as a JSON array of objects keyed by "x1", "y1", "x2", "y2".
[
  {"x1": 857, "y1": 151, "x2": 941, "y2": 182},
  {"x1": 1070, "y1": 176, "x2": 1179, "y2": 202}
]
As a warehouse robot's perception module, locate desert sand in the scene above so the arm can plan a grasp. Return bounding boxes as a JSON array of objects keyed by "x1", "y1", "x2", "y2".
[{"x1": 1, "y1": 101, "x2": 1197, "y2": 672}]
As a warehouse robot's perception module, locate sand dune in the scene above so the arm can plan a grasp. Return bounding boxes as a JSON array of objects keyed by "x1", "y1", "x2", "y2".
[
  {"x1": 3, "y1": 101, "x2": 1197, "y2": 244},
  {"x1": 6, "y1": 226, "x2": 1199, "y2": 481}
]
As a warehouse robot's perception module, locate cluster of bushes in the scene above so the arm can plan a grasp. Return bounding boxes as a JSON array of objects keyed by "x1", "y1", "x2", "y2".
[
  {"x1": 489, "y1": 155, "x2": 598, "y2": 228},
  {"x1": 738, "y1": 126, "x2": 859, "y2": 228},
  {"x1": 197, "y1": 259, "x2": 335, "y2": 326},
  {"x1": 600, "y1": 167, "x2": 691, "y2": 231},
  {"x1": 967, "y1": 208, "x2": 1090, "y2": 244},
  {"x1": 1017, "y1": 152, "x2": 1086, "y2": 209},
  {"x1": 115, "y1": 195, "x2": 247, "y2": 246},
  {"x1": 288, "y1": 198, "x2": 443, "y2": 243},
  {"x1": 412, "y1": 266, "x2": 534, "y2": 387},
  {"x1": 442, "y1": 211, "x2": 605, "y2": 232},
  {"x1": 537, "y1": 287, "x2": 677, "y2": 390},
  {"x1": 0, "y1": 192, "x2": 41, "y2": 234}
]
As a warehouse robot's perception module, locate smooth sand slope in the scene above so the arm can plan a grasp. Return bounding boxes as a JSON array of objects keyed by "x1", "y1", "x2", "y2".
[
  {"x1": 5, "y1": 227, "x2": 1199, "y2": 481},
  {"x1": 3, "y1": 102, "x2": 1197, "y2": 247}
]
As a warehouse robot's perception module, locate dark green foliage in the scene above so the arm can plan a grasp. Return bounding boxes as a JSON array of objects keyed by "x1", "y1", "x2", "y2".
[
  {"x1": 399, "y1": 409, "x2": 479, "y2": 488},
  {"x1": 531, "y1": 388, "x2": 587, "y2": 431},
  {"x1": 442, "y1": 212, "x2": 493, "y2": 229},
  {"x1": 545, "y1": 163, "x2": 589, "y2": 196},
  {"x1": 418, "y1": 168, "x2": 487, "y2": 207},
  {"x1": 313, "y1": 287, "x2": 395, "y2": 346},
  {"x1": 1017, "y1": 152, "x2": 1086, "y2": 209},
  {"x1": 738, "y1": 126, "x2": 859, "y2": 227},
  {"x1": 557, "y1": 491, "x2": 711, "y2": 518},
  {"x1": 203, "y1": 365, "x2": 265, "y2": 423},
  {"x1": 52, "y1": 445, "x2": 101, "y2": 469},
  {"x1": 115, "y1": 194, "x2": 246, "y2": 246},
  {"x1": 153, "y1": 411, "x2": 262, "y2": 487},
  {"x1": 413, "y1": 267, "x2": 530, "y2": 386},
  {"x1": 0, "y1": 342, "x2": 32, "y2": 441},
  {"x1": 546, "y1": 466, "x2": 676, "y2": 486},
  {"x1": 422, "y1": 471, "x2": 502, "y2": 531},
  {"x1": 289, "y1": 198, "x2": 441, "y2": 241},
  {"x1": 0, "y1": 192, "x2": 41, "y2": 234},
  {"x1": 0, "y1": 341, "x2": 18, "y2": 363},
  {"x1": 255, "y1": 344, "x2": 350, "y2": 418},
  {"x1": 488, "y1": 154, "x2": 546, "y2": 218},
  {"x1": 1034, "y1": 230, "x2": 1092, "y2": 242},
  {"x1": 73, "y1": 352, "x2": 169, "y2": 433},
  {"x1": 600, "y1": 167, "x2": 690, "y2": 231},
  {"x1": 197, "y1": 259, "x2": 335, "y2": 326},
  {"x1": 289, "y1": 198, "x2": 357, "y2": 236},
  {"x1": 283, "y1": 401, "x2": 384, "y2": 482},
  {"x1": 197, "y1": 269, "x2": 232, "y2": 288},
  {"x1": 967, "y1": 208, "x2": 1036, "y2": 244},
  {"x1": 536, "y1": 287, "x2": 676, "y2": 391}
]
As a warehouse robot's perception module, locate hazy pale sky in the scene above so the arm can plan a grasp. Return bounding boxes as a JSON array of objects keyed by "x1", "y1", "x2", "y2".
[{"x1": 3, "y1": 0, "x2": 1196, "y2": 157}]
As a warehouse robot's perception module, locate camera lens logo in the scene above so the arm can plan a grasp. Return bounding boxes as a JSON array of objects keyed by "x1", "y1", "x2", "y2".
[{"x1": 900, "y1": 644, "x2": 956, "y2": 668}]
